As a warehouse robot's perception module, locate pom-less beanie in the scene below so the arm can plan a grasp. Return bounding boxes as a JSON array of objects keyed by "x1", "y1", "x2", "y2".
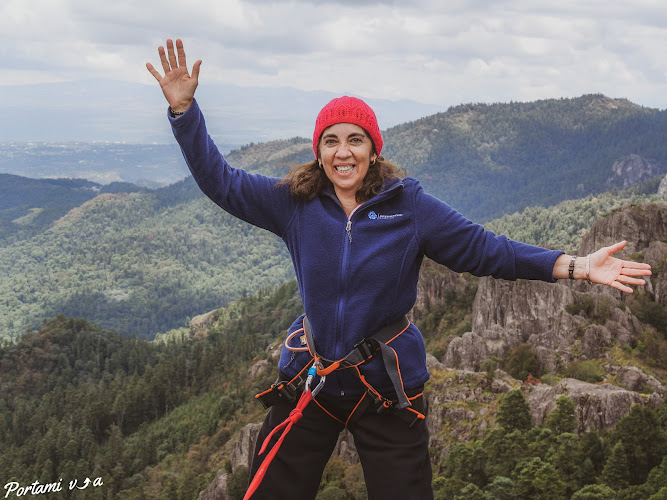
[{"x1": 312, "y1": 96, "x2": 383, "y2": 158}]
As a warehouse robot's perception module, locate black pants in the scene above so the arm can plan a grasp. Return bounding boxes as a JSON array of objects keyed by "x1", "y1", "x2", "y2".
[{"x1": 247, "y1": 388, "x2": 433, "y2": 500}]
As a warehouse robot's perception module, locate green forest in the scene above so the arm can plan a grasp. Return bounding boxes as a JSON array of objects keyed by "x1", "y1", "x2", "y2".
[
  {"x1": 0, "y1": 280, "x2": 304, "y2": 499},
  {"x1": 384, "y1": 94, "x2": 667, "y2": 222},
  {"x1": 0, "y1": 181, "x2": 294, "y2": 342}
]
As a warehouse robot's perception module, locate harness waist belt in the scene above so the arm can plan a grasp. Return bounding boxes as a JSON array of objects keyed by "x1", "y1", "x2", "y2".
[{"x1": 304, "y1": 315, "x2": 411, "y2": 409}]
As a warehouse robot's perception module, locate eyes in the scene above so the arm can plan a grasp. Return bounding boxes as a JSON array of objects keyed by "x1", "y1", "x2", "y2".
[{"x1": 322, "y1": 135, "x2": 366, "y2": 148}]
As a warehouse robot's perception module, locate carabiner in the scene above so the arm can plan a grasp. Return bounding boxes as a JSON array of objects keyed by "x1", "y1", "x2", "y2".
[{"x1": 304, "y1": 362, "x2": 326, "y2": 397}]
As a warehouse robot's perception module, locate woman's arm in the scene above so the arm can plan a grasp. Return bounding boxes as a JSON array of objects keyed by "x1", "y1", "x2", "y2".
[{"x1": 552, "y1": 240, "x2": 651, "y2": 293}]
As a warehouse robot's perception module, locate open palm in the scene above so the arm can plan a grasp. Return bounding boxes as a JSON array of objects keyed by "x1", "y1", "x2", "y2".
[
  {"x1": 589, "y1": 241, "x2": 652, "y2": 293},
  {"x1": 146, "y1": 38, "x2": 201, "y2": 113}
]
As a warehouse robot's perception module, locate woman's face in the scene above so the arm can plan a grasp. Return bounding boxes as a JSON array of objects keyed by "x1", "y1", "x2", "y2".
[{"x1": 318, "y1": 123, "x2": 376, "y2": 200}]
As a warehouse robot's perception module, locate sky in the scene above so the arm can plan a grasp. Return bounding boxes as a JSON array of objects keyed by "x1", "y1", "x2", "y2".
[{"x1": 1, "y1": 0, "x2": 667, "y2": 142}]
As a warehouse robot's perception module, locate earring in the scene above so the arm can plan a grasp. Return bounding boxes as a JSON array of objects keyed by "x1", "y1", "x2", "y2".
[{"x1": 318, "y1": 160, "x2": 323, "y2": 168}]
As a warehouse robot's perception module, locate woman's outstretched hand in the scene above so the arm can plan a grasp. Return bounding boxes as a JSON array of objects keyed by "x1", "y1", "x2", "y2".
[
  {"x1": 589, "y1": 240, "x2": 652, "y2": 293},
  {"x1": 146, "y1": 38, "x2": 201, "y2": 113}
]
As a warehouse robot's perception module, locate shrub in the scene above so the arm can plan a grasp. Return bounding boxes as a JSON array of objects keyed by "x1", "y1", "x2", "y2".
[
  {"x1": 566, "y1": 361, "x2": 604, "y2": 383},
  {"x1": 504, "y1": 343, "x2": 541, "y2": 381}
]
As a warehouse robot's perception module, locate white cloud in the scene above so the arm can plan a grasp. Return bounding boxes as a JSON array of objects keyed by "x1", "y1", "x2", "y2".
[{"x1": 1, "y1": 0, "x2": 666, "y2": 113}]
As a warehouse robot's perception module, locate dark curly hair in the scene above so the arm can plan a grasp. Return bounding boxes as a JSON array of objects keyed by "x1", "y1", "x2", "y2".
[{"x1": 279, "y1": 155, "x2": 406, "y2": 203}]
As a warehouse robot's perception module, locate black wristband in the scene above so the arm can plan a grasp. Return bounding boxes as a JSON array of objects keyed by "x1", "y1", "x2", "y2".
[
  {"x1": 568, "y1": 255, "x2": 576, "y2": 280},
  {"x1": 169, "y1": 107, "x2": 185, "y2": 118}
]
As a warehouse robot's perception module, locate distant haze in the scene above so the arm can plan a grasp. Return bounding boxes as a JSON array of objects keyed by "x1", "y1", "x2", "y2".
[{"x1": 1, "y1": 80, "x2": 443, "y2": 147}]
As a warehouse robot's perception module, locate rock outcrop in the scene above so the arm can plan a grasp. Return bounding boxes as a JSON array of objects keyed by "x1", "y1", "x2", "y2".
[
  {"x1": 197, "y1": 470, "x2": 229, "y2": 500},
  {"x1": 606, "y1": 154, "x2": 662, "y2": 189},
  {"x1": 659, "y1": 175, "x2": 667, "y2": 195},
  {"x1": 580, "y1": 203, "x2": 667, "y2": 306},
  {"x1": 444, "y1": 203, "x2": 666, "y2": 382},
  {"x1": 409, "y1": 258, "x2": 473, "y2": 324},
  {"x1": 230, "y1": 423, "x2": 262, "y2": 471},
  {"x1": 525, "y1": 378, "x2": 662, "y2": 433}
]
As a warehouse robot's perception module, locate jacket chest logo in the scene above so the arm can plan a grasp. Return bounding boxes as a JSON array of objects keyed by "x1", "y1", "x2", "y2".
[{"x1": 368, "y1": 211, "x2": 403, "y2": 220}]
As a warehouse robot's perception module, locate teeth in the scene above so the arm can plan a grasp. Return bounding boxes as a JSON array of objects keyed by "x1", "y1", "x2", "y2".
[{"x1": 336, "y1": 165, "x2": 354, "y2": 173}]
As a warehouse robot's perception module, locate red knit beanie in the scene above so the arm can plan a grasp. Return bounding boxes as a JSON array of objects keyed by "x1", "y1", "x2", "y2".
[{"x1": 312, "y1": 96, "x2": 383, "y2": 158}]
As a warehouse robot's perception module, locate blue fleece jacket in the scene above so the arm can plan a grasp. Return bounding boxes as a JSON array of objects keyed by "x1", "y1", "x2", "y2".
[{"x1": 170, "y1": 99, "x2": 564, "y2": 396}]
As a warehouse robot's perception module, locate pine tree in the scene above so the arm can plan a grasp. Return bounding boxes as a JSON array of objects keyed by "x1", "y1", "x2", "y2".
[
  {"x1": 546, "y1": 395, "x2": 577, "y2": 434},
  {"x1": 497, "y1": 389, "x2": 532, "y2": 432},
  {"x1": 571, "y1": 484, "x2": 618, "y2": 500},
  {"x1": 613, "y1": 405, "x2": 667, "y2": 485},
  {"x1": 601, "y1": 441, "x2": 631, "y2": 490}
]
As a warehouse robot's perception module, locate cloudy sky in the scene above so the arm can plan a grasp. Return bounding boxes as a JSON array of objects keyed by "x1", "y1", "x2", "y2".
[{"x1": 2, "y1": 0, "x2": 666, "y2": 142}]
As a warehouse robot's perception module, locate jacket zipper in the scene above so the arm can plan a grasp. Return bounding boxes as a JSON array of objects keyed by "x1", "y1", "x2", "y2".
[{"x1": 331, "y1": 183, "x2": 403, "y2": 395}]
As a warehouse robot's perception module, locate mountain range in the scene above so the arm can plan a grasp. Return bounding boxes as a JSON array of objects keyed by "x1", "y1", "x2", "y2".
[{"x1": 1, "y1": 94, "x2": 666, "y2": 341}]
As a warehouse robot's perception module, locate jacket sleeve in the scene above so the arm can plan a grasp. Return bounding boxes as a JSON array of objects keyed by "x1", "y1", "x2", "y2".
[
  {"x1": 413, "y1": 179, "x2": 563, "y2": 282},
  {"x1": 169, "y1": 99, "x2": 298, "y2": 237}
]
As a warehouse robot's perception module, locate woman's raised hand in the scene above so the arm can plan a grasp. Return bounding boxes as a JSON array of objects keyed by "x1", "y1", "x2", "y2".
[{"x1": 146, "y1": 38, "x2": 201, "y2": 113}]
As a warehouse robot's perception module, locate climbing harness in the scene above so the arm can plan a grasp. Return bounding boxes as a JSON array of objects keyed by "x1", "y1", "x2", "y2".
[
  {"x1": 247, "y1": 316, "x2": 427, "y2": 498},
  {"x1": 256, "y1": 315, "x2": 425, "y2": 425}
]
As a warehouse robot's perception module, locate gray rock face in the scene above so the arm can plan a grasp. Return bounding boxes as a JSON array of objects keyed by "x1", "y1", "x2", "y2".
[
  {"x1": 197, "y1": 470, "x2": 229, "y2": 500},
  {"x1": 230, "y1": 423, "x2": 262, "y2": 472},
  {"x1": 606, "y1": 154, "x2": 661, "y2": 189},
  {"x1": 247, "y1": 359, "x2": 270, "y2": 380},
  {"x1": 525, "y1": 378, "x2": 662, "y2": 433},
  {"x1": 659, "y1": 175, "x2": 667, "y2": 195},
  {"x1": 409, "y1": 258, "x2": 472, "y2": 324},
  {"x1": 444, "y1": 203, "x2": 666, "y2": 386},
  {"x1": 606, "y1": 365, "x2": 664, "y2": 396}
]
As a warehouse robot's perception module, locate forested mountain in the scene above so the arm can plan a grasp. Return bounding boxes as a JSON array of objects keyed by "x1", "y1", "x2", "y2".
[
  {"x1": 0, "y1": 180, "x2": 294, "y2": 342},
  {"x1": 1, "y1": 93, "x2": 666, "y2": 342},
  {"x1": 220, "y1": 94, "x2": 667, "y2": 222},
  {"x1": 383, "y1": 94, "x2": 667, "y2": 222},
  {"x1": 0, "y1": 174, "x2": 148, "y2": 243}
]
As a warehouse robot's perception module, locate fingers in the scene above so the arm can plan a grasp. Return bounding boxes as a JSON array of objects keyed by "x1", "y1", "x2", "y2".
[
  {"x1": 167, "y1": 39, "x2": 178, "y2": 70},
  {"x1": 620, "y1": 266, "x2": 652, "y2": 276},
  {"x1": 607, "y1": 240, "x2": 628, "y2": 255},
  {"x1": 610, "y1": 281, "x2": 634, "y2": 294},
  {"x1": 176, "y1": 38, "x2": 187, "y2": 69},
  {"x1": 145, "y1": 62, "x2": 162, "y2": 83},
  {"x1": 191, "y1": 59, "x2": 202, "y2": 81},
  {"x1": 617, "y1": 275, "x2": 647, "y2": 286}
]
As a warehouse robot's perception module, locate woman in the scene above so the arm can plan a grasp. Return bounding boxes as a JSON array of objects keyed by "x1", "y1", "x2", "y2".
[{"x1": 147, "y1": 39, "x2": 652, "y2": 500}]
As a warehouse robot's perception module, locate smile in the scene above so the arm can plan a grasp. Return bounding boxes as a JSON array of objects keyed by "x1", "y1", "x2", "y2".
[{"x1": 335, "y1": 165, "x2": 355, "y2": 173}]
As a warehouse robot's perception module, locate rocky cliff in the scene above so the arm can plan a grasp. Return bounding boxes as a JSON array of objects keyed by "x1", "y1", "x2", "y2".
[
  {"x1": 444, "y1": 203, "x2": 666, "y2": 427},
  {"x1": 606, "y1": 154, "x2": 662, "y2": 190}
]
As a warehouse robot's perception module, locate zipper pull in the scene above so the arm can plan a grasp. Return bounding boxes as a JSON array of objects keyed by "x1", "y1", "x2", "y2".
[{"x1": 345, "y1": 220, "x2": 352, "y2": 244}]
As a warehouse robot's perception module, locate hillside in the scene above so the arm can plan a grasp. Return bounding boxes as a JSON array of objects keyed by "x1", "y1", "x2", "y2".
[
  {"x1": 1, "y1": 202, "x2": 665, "y2": 500},
  {"x1": 0, "y1": 178, "x2": 663, "y2": 344},
  {"x1": 0, "y1": 182, "x2": 294, "y2": 342},
  {"x1": 0, "y1": 174, "x2": 149, "y2": 244},
  {"x1": 2, "y1": 93, "x2": 667, "y2": 341},
  {"x1": 214, "y1": 95, "x2": 667, "y2": 225},
  {"x1": 383, "y1": 94, "x2": 667, "y2": 221}
]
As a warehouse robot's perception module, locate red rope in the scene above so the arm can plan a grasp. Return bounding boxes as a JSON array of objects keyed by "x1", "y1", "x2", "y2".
[{"x1": 243, "y1": 389, "x2": 314, "y2": 500}]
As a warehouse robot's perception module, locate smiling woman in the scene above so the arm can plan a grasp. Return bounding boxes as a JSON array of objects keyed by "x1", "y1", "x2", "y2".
[
  {"x1": 146, "y1": 38, "x2": 652, "y2": 500},
  {"x1": 278, "y1": 95, "x2": 406, "y2": 216}
]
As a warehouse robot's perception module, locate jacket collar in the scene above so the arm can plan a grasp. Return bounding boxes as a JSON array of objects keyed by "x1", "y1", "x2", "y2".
[{"x1": 321, "y1": 177, "x2": 405, "y2": 209}]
